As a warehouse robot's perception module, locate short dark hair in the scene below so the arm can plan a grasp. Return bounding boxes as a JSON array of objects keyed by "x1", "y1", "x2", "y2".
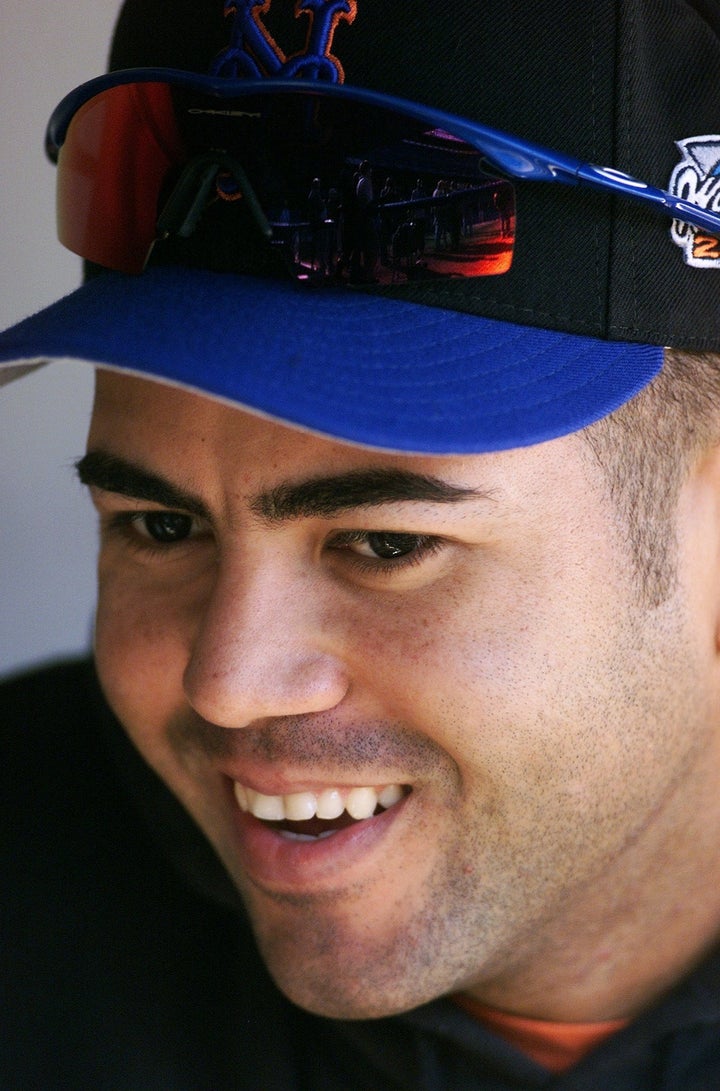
[{"x1": 582, "y1": 348, "x2": 720, "y2": 607}]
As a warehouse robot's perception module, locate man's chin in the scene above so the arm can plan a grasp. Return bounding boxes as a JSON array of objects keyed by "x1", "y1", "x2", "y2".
[
  {"x1": 248, "y1": 912, "x2": 445, "y2": 1021},
  {"x1": 266, "y1": 962, "x2": 424, "y2": 1022}
]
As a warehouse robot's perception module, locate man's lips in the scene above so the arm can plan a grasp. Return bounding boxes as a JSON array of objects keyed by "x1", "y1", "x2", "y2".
[{"x1": 226, "y1": 778, "x2": 412, "y2": 889}]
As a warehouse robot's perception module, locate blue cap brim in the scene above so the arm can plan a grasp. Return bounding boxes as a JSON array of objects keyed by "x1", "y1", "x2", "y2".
[{"x1": 0, "y1": 266, "x2": 662, "y2": 453}]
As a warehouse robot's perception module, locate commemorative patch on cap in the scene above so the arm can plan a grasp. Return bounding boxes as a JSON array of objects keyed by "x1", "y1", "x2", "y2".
[{"x1": 669, "y1": 136, "x2": 720, "y2": 268}]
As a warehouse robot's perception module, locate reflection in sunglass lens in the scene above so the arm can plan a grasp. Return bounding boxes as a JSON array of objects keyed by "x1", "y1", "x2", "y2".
[{"x1": 58, "y1": 82, "x2": 515, "y2": 282}]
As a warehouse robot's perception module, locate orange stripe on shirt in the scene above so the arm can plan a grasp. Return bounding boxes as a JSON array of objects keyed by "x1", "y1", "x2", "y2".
[{"x1": 453, "y1": 994, "x2": 628, "y2": 1074}]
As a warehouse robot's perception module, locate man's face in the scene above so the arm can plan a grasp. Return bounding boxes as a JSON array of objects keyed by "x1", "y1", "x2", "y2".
[{"x1": 85, "y1": 371, "x2": 720, "y2": 1020}]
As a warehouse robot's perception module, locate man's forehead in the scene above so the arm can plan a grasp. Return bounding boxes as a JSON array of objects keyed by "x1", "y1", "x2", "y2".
[
  {"x1": 92, "y1": 367, "x2": 236, "y2": 426},
  {"x1": 90, "y1": 368, "x2": 342, "y2": 467}
]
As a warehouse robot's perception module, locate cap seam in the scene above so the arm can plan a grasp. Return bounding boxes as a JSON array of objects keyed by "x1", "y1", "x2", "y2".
[
  {"x1": 621, "y1": 1, "x2": 640, "y2": 333},
  {"x1": 591, "y1": 1, "x2": 605, "y2": 335}
]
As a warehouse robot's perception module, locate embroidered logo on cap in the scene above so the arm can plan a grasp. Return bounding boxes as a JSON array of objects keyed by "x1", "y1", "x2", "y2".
[
  {"x1": 669, "y1": 135, "x2": 720, "y2": 268},
  {"x1": 212, "y1": 0, "x2": 357, "y2": 82}
]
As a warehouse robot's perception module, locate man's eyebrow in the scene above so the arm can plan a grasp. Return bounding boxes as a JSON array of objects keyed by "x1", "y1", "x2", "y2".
[
  {"x1": 75, "y1": 451, "x2": 210, "y2": 518},
  {"x1": 252, "y1": 468, "x2": 488, "y2": 524},
  {"x1": 76, "y1": 453, "x2": 490, "y2": 524}
]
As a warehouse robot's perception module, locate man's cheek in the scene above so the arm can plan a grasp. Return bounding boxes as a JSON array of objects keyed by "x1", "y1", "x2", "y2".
[{"x1": 93, "y1": 577, "x2": 189, "y2": 726}]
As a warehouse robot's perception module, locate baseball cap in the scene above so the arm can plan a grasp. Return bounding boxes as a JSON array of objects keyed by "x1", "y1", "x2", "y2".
[{"x1": 1, "y1": 0, "x2": 719, "y2": 453}]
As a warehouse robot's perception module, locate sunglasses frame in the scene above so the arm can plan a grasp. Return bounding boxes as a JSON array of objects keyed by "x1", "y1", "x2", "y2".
[{"x1": 46, "y1": 66, "x2": 720, "y2": 247}]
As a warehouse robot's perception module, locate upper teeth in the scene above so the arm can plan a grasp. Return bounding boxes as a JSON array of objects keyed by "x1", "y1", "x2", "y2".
[{"x1": 234, "y1": 782, "x2": 404, "y2": 822}]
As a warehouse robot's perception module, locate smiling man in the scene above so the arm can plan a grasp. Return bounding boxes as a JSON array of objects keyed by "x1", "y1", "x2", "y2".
[{"x1": 3, "y1": 1, "x2": 720, "y2": 1087}]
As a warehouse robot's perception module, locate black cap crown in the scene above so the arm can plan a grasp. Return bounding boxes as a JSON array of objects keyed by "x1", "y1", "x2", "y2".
[{"x1": 108, "y1": 0, "x2": 720, "y2": 349}]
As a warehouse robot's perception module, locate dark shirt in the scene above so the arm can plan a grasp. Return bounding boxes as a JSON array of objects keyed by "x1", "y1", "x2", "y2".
[{"x1": 2, "y1": 660, "x2": 720, "y2": 1089}]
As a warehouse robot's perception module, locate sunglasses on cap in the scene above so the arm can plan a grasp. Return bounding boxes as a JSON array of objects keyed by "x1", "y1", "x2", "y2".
[{"x1": 46, "y1": 67, "x2": 720, "y2": 284}]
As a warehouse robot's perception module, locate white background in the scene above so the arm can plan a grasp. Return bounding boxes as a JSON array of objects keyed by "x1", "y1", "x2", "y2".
[{"x1": 1, "y1": 3, "x2": 123, "y2": 678}]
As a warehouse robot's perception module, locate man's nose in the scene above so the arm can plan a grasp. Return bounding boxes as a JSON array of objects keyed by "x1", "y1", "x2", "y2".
[{"x1": 182, "y1": 554, "x2": 350, "y2": 728}]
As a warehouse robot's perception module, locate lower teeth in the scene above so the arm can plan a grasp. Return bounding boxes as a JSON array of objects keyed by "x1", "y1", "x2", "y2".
[
  {"x1": 268, "y1": 810, "x2": 366, "y2": 839},
  {"x1": 280, "y1": 829, "x2": 336, "y2": 842}
]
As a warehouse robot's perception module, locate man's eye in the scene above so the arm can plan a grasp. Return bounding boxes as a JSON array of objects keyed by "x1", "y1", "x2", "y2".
[
  {"x1": 359, "y1": 532, "x2": 426, "y2": 559},
  {"x1": 329, "y1": 530, "x2": 441, "y2": 568},
  {"x1": 103, "y1": 509, "x2": 212, "y2": 558},
  {"x1": 140, "y1": 512, "x2": 194, "y2": 543},
  {"x1": 123, "y1": 511, "x2": 196, "y2": 544}
]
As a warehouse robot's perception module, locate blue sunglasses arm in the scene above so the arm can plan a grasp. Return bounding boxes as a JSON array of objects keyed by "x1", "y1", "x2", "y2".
[
  {"x1": 332, "y1": 82, "x2": 720, "y2": 237},
  {"x1": 374, "y1": 92, "x2": 720, "y2": 236},
  {"x1": 572, "y1": 161, "x2": 720, "y2": 236}
]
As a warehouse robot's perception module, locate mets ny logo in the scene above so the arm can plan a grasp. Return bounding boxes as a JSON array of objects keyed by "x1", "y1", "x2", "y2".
[
  {"x1": 669, "y1": 135, "x2": 720, "y2": 268},
  {"x1": 212, "y1": 0, "x2": 358, "y2": 82}
]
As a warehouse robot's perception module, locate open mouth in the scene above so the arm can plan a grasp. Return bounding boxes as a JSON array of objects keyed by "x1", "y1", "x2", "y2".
[{"x1": 233, "y1": 781, "x2": 409, "y2": 841}]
